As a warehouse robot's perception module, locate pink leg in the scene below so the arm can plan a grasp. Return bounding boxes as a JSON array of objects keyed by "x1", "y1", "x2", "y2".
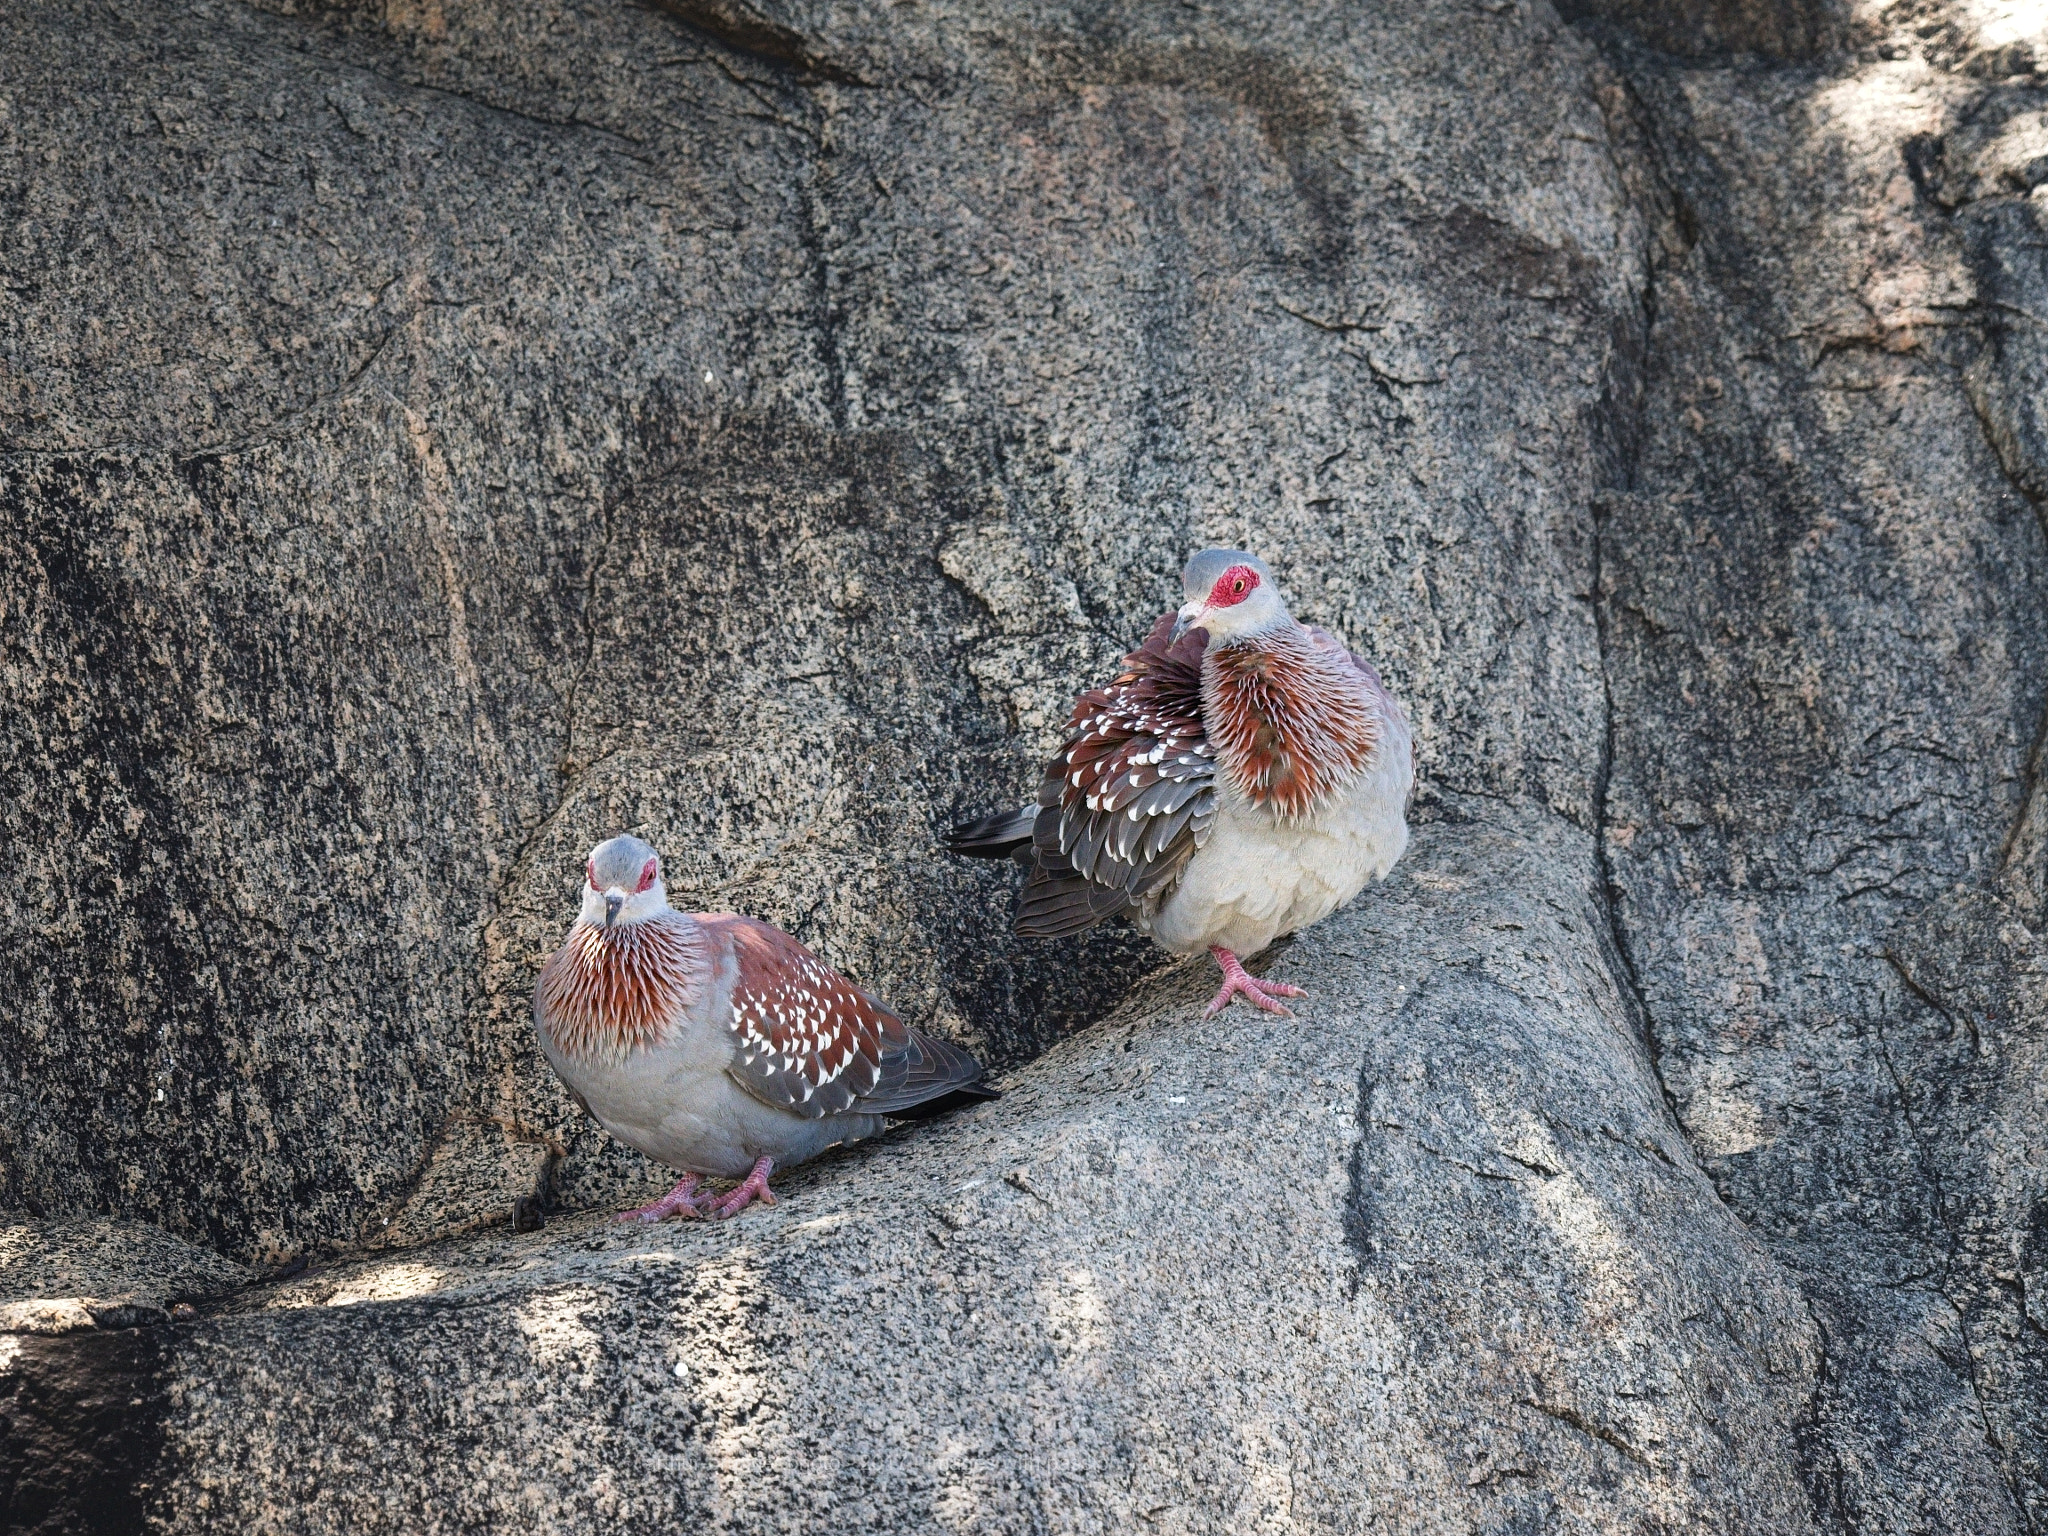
[
  {"x1": 616, "y1": 1173, "x2": 712, "y2": 1223},
  {"x1": 706, "y1": 1156, "x2": 779, "y2": 1219},
  {"x1": 1203, "y1": 946, "x2": 1308, "y2": 1018}
]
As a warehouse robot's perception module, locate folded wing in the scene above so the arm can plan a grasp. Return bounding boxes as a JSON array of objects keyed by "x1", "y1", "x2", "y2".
[
  {"x1": 974, "y1": 613, "x2": 1218, "y2": 937},
  {"x1": 701, "y1": 916, "x2": 992, "y2": 1120}
]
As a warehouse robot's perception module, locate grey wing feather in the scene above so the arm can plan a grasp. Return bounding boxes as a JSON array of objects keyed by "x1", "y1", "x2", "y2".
[
  {"x1": 1016, "y1": 861, "x2": 1132, "y2": 937},
  {"x1": 857, "y1": 1024, "x2": 997, "y2": 1117}
]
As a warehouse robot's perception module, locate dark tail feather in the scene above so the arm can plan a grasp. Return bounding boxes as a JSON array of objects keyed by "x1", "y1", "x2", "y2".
[
  {"x1": 945, "y1": 805, "x2": 1037, "y2": 860},
  {"x1": 951, "y1": 805, "x2": 1134, "y2": 938},
  {"x1": 862, "y1": 1027, "x2": 998, "y2": 1118}
]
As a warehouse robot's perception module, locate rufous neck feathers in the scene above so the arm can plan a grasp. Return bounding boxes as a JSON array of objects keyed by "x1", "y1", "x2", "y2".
[
  {"x1": 1202, "y1": 624, "x2": 1379, "y2": 819},
  {"x1": 536, "y1": 911, "x2": 710, "y2": 1064}
]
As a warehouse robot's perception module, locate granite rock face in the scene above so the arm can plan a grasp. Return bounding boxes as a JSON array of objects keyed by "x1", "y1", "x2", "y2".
[
  {"x1": 1591, "y1": 20, "x2": 2048, "y2": 1529},
  {"x1": 0, "y1": 0, "x2": 2042, "y2": 1530}
]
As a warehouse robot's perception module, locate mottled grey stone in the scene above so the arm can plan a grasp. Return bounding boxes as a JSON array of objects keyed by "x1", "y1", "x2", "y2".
[
  {"x1": 1590, "y1": 22, "x2": 2048, "y2": 1533},
  {"x1": 0, "y1": 1219, "x2": 246, "y2": 1334},
  {"x1": 1558, "y1": 0, "x2": 1845, "y2": 61}
]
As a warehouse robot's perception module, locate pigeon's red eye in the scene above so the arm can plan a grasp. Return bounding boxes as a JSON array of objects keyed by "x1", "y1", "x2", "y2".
[
  {"x1": 636, "y1": 858, "x2": 659, "y2": 893},
  {"x1": 1209, "y1": 565, "x2": 1260, "y2": 608},
  {"x1": 587, "y1": 860, "x2": 599, "y2": 891}
]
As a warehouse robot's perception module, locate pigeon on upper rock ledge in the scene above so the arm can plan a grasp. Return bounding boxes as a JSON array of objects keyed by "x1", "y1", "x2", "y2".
[
  {"x1": 949, "y1": 548, "x2": 1415, "y2": 1018},
  {"x1": 534, "y1": 836, "x2": 995, "y2": 1221}
]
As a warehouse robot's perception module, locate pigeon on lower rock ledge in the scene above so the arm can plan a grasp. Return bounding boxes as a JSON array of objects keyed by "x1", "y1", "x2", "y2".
[
  {"x1": 949, "y1": 548, "x2": 1415, "y2": 1018},
  {"x1": 534, "y1": 836, "x2": 995, "y2": 1221}
]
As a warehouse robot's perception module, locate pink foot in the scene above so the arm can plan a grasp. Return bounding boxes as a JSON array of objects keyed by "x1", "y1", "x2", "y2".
[
  {"x1": 706, "y1": 1156, "x2": 780, "y2": 1220},
  {"x1": 1204, "y1": 946, "x2": 1307, "y2": 1018},
  {"x1": 616, "y1": 1173, "x2": 711, "y2": 1223}
]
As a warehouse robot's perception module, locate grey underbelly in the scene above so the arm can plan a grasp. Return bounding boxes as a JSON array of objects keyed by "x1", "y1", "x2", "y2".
[{"x1": 584, "y1": 1072, "x2": 886, "y2": 1179}]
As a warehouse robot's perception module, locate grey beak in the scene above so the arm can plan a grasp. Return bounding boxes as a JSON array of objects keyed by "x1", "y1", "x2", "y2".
[
  {"x1": 1170, "y1": 605, "x2": 1202, "y2": 645},
  {"x1": 603, "y1": 892, "x2": 624, "y2": 930}
]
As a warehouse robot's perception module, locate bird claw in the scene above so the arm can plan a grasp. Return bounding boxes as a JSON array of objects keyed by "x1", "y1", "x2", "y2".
[
  {"x1": 616, "y1": 1174, "x2": 712, "y2": 1223},
  {"x1": 1203, "y1": 946, "x2": 1307, "y2": 1018},
  {"x1": 706, "y1": 1156, "x2": 779, "y2": 1220}
]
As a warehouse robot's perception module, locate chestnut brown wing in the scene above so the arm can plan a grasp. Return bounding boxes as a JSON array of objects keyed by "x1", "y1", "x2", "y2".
[{"x1": 700, "y1": 916, "x2": 985, "y2": 1119}]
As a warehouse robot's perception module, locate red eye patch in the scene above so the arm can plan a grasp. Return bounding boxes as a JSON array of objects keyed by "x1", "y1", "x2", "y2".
[
  {"x1": 635, "y1": 858, "x2": 659, "y2": 893},
  {"x1": 1208, "y1": 565, "x2": 1260, "y2": 608},
  {"x1": 587, "y1": 859, "x2": 599, "y2": 891}
]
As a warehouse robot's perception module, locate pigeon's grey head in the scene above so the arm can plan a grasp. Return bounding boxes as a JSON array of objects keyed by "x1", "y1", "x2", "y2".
[
  {"x1": 1172, "y1": 548, "x2": 1288, "y2": 645},
  {"x1": 580, "y1": 834, "x2": 670, "y2": 931}
]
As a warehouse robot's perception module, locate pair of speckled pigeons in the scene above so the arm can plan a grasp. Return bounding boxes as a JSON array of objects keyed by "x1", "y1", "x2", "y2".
[{"x1": 533, "y1": 550, "x2": 1415, "y2": 1220}]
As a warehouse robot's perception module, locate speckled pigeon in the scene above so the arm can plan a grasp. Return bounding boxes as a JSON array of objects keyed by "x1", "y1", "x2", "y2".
[
  {"x1": 950, "y1": 548, "x2": 1415, "y2": 1017},
  {"x1": 534, "y1": 836, "x2": 995, "y2": 1220}
]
